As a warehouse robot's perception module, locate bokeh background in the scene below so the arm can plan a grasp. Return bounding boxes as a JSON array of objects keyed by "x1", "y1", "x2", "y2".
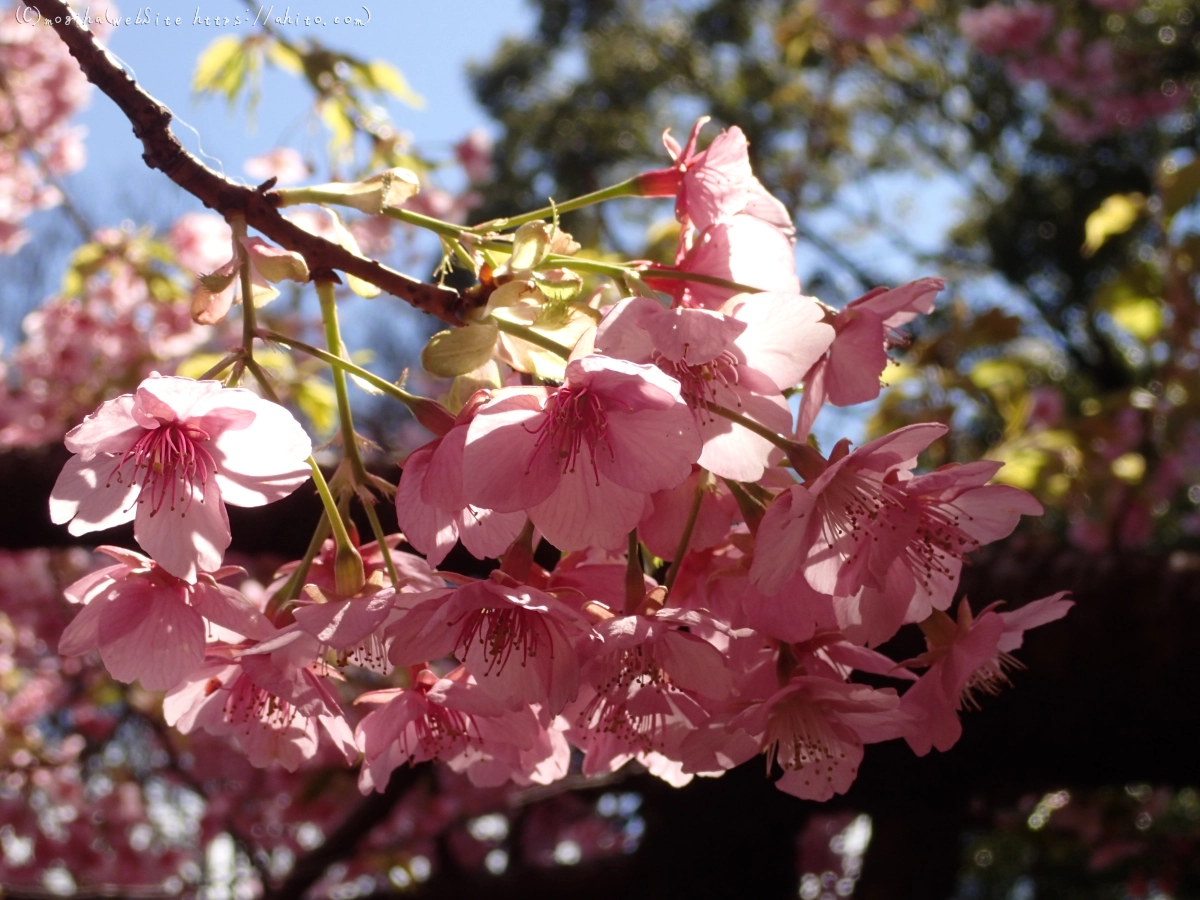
[{"x1": 3, "y1": 1, "x2": 1200, "y2": 897}]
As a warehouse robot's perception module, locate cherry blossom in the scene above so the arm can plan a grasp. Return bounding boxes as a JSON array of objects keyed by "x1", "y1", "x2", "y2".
[
  {"x1": 751, "y1": 423, "x2": 948, "y2": 596},
  {"x1": 901, "y1": 592, "x2": 1074, "y2": 755},
  {"x1": 164, "y1": 631, "x2": 357, "y2": 771},
  {"x1": 395, "y1": 398, "x2": 526, "y2": 567},
  {"x1": 355, "y1": 666, "x2": 553, "y2": 792},
  {"x1": 595, "y1": 292, "x2": 833, "y2": 480},
  {"x1": 386, "y1": 576, "x2": 594, "y2": 717},
  {"x1": 49, "y1": 374, "x2": 312, "y2": 582},
  {"x1": 58, "y1": 546, "x2": 272, "y2": 690},
  {"x1": 798, "y1": 278, "x2": 944, "y2": 438},
  {"x1": 462, "y1": 355, "x2": 702, "y2": 550}
]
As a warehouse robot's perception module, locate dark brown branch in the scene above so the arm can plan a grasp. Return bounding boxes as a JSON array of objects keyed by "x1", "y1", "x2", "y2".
[
  {"x1": 263, "y1": 765, "x2": 424, "y2": 900},
  {"x1": 38, "y1": 0, "x2": 463, "y2": 325}
]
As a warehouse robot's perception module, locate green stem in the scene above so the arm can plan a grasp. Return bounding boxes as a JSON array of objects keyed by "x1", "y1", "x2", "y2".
[
  {"x1": 244, "y1": 357, "x2": 283, "y2": 404},
  {"x1": 317, "y1": 280, "x2": 369, "y2": 485},
  {"x1": 706, "y1": 402, "x2": 794, "y2": 453},
  {"x1": 198, "y1": 352, "x2": 242, "y2": 382},
  {"x1": 383, "y1": 204, "x2": 467, "y2": 239},
  {"x1": 489, "y1": 316, "x2": 573, "y2": 359},
  {"x1": 361, "y1": 499, "x2": 399, "y2": 585},
  {"x1": 231, "y1": 215, "x2": 257, "y2": 360},
  {"x1": 624, "y1": 529, "x2": 644, "y2": 616},
  {"x1": 543, "y1": 256, "x2": 628, "y2": 278},
  {"x1": 309, "y1": 458, "x2": 353, "y2": 552},
  {"x1": 259, "y1": 329, "x2": 432, "y2": 410},
  {"x1": 270, "y1": 512, "x2": 331, "y2": 614},
  {"x1": 664, "y1": 471, "x2": 707, "y2": 590},
  {"x1": 540, "y1": 256, "x2": 766, "y2": 297},
  {"x1": 471, "y1": 176, "x2": 641, "y2": 233}
]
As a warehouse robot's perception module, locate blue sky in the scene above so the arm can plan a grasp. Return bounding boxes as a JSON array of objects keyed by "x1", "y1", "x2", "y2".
[{"x1": 1, "y1": 0, "x2": 534, "y2": 343}]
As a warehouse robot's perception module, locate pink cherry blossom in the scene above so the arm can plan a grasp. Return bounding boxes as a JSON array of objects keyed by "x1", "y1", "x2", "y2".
[
  {"x1": 243, "y1": 146, "x2": 308, "y2": 186},
  {"x1": 462, "y1": 355, "x2": 702, "y2": 551},
  {"x1": 164, "y1": 632, "x2": 357, "y2": 771},
  {"x1": 901, "y1": 592, "x2": 1073, "y2": 755},
  {"x1": 355, "y1": 666, "x2": 549, "y2": 793},
  {"x1": 168, "y1": 212, "x2": 234, "y2": 273},
  {"x1": 685, "y1": 674, "x2": 912, "y2": 801},
  {"x1": 638, "y1": 469, "x2": 739, "y2": 561},
  {"x1": 595, "y1": 292, "x2": 833, "y2": 480},
  {"x1": 49, "y1": 374, "x2": 312, "y2": 582},
  {"x1": 751, "y1": 423, "x2": 948, "y2": 596},
  {"x1": 638, "y1": 118, "x2": 794, "y2": 239},
  {"x1": 651, "y1": 214, "x2": 802, "y2": 310},
  {"x1": 959, "y1": 3, "x2": 1055, "y2": 56},
  {"x1": 816, "y1": 0, "x2": 920, "y2": 41},
  {"x1": 798, "y1": 278, "x2": 943, "y2": 437},
  {"x1": 565, "y1": 608, "x2": 734, "y2": 778},
  {"x1": 386, "y1": 576, "x2": 593, "y2": 717},
  {"x1": 454, "y1": 128, "x2": 495, "y2": 184},
  {"x1": 0, "y1": 10, "x2": 101, "y2": 253},
  {"x1": 58, "y1": 546, "x2": 272, "y2": 690},
  {"x1": 395, "y1": 400, "x2": 526, "y2": 567}
]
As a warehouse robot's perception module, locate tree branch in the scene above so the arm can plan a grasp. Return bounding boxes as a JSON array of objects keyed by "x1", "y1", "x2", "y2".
[
  {"x1": 263, "y1": 765, "x2": 424, "y2": 900},
  {"x1": 39, "y1": 0, "x2": 464, "y2": 325}
]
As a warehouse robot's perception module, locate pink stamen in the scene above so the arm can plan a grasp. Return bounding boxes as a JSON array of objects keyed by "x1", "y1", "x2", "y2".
[
  {"x1": 108, "y1": 422, "x2": 215, "y2": 517},
  {"x1": 528, "y1": 386, "x2": 613, "y2": 484}
]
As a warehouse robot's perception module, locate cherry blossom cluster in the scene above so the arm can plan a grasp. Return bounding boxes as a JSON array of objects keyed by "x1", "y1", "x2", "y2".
[
  {"x1": 959, "y1": 1, "x2": 1185, "y2": 142},
  {"x1": 48, "y1": 118, "x2": 1070, "y2": 803},
  {"x1": 0, "y1": 220, "x2": 234, "y2": 450},
  {"x1": 0, "y1": 9, "x2": 103, "y2": 253}
]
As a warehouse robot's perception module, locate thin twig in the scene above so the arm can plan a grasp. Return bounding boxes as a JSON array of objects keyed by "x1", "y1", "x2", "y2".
[{"x1": 38, "y1": 0, "x2": 464, "y2": 325}]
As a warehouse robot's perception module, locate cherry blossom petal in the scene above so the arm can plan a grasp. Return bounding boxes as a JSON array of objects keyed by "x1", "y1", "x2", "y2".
[
  {"x1": 98, "y1": 587, "x2": 206, "y2": 690},
  {"x1": 530, "y1": 466, "x2": 648, "y2": 551},
  {"x1": 62, "y1": 394, "x2": 142, "y2": 458},
  {"x1": 50, "y1": 454, "x2": 139, "y2": 534},
  {"x1": 203, "y1": 390, "x2": 312, "y2": 506},
  {"x1": 726, "y1": 293, "x2": 834, "y2": 390},
  {"x1": 134, "y1": 475, "x2": 229, "y2": 582}
]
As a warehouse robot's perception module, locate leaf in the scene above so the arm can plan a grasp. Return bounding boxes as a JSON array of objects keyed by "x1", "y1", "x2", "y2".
[
  {"x1": 319, "y1": 98, "x2": 357, "y2": 156},
  {"x1": 421, "y1": 324, "x2": 499, "y2": 377},
  {"x1": 968, "y1": 359, "x2": 1026, "y2": 395},
  {"x1": 175, "y1": 353, "x2": 229, "y2": 381},
  {"x1": 193, "y1": 36, "x2": 246, "y2": 101},
  {"x1": 1081, "y1": 193, "x2": 1145, "y2": 257},
  {"x1": 1158, "y1": 157, "x2": 1200, "y2": 221},
  {"x1": 296, "y1": 378, "x2": 338, "y2": 436},
  {"x1": 358, "y1": 61, "x2": 425, "y2": 108},
  {"x1": 1096, "y1": 264, "x2": 1164, "y2": 341},
  {"x1": 266, "y1": 40, "x2": 304, "y2": 75},
  {"x1": 1109, "y1": 295, "x2": 1162, "y2": 341}
]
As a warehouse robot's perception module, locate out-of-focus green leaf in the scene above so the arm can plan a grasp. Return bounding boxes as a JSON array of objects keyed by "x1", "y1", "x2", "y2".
[
  {"x1": 1110, "y1": 296, "x2": 1162, "y2": 341},
  {"x1": 319, "y1": 98, "x2": 357, "y2": 155},
  {"x1": 1097, "y1": 264, "x2": 1164, "y2": 341},
  {"x1": 175, "y1": 353, "x2": 228, "y2": 381},
  {"x1": 356, "y1": 61, "x2": 425, "y2": 108},
  {"x1": 266, "y1": 40, "x2": 304, "y2": 75},
  {"x1": 296, "y1": 377, "x2": 338, "y2": 436},
  {"x1": 193, "y1": 36, "x2": 246, "y2": 101},
  {"x1": 1081, "y1": 193, "x2": 1145, "y2": 257},
  {"x1": 1158, "y1": 157, "x2": 1200, "y2": 221},
  {"x1": 968, "y1": 358, "x2": 1026, "y2": 394}
]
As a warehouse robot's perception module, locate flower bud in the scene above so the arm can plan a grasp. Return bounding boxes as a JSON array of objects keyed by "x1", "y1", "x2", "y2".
[
  {"x1": 243, "y1": 237, "x2": 309, "y2": 284},
  {"x1": 334, "y1": 540, "x2": 366, "y2": 597}
]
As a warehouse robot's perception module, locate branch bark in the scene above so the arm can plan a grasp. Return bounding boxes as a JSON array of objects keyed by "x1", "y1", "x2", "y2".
[
  {"x1": 39, "y1": 0, "x2": 464, "y2": 325},
  {"x1": 264, "y1": 766, "x2": 424, "y2": 900}
]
